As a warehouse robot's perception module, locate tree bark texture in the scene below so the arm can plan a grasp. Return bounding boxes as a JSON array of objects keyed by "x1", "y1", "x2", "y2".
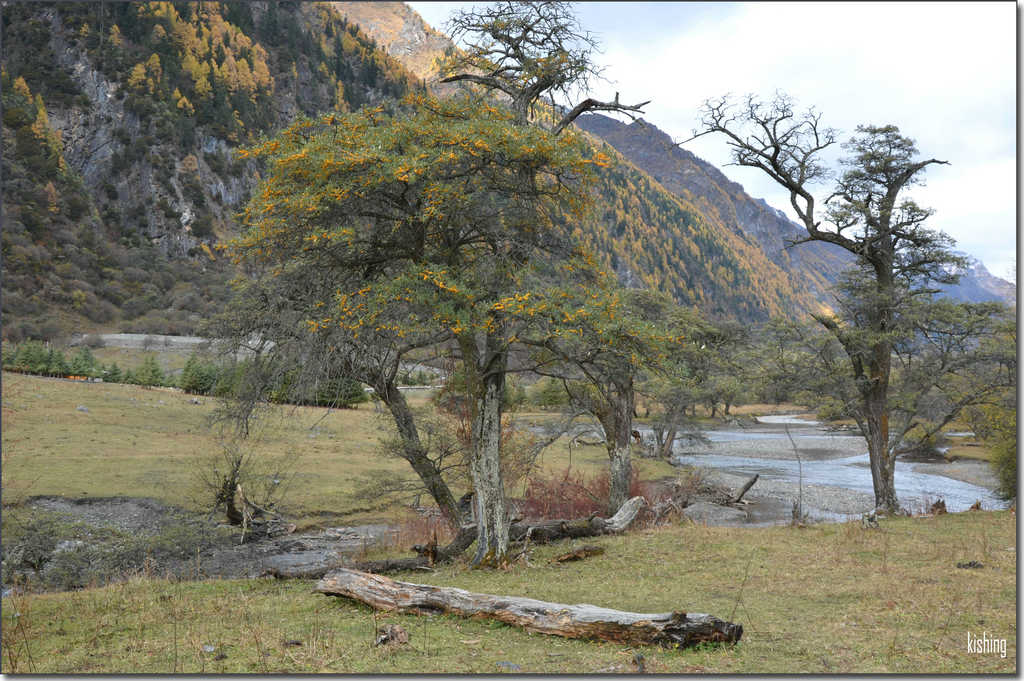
[
  {"x1": 460, "y1": 333, "x2": 511, "y2": 567},
  {"x1": 316, "y1": 568, "x2": 742, "y2": 648},
  {"x1": 597, "y1": 385, "x2": 635, "y2": 515},
  {"x1": 862, "y1": 275, "x2": 898, "y2": 513}
]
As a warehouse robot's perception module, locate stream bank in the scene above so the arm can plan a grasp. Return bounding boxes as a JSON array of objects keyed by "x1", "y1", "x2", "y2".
[{"x1": 666, "y1": 415, "x2": 1004, "y2": 525}]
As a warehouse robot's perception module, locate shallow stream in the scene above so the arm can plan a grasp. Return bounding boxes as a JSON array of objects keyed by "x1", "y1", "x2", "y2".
[{"x1": 664, "y1": 416, "x2": 1002, "y2": 515}]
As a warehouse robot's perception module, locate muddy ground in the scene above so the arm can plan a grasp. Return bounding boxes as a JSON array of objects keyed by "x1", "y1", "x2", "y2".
[
  {"x1": 2, "y1": 495, "x2": 403, "y2": 593},
  {"x1": 2, "y1": 473, "x2": 741, "y2": 594}
]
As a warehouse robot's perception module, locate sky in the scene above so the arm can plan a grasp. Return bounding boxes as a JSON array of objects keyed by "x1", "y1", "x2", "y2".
[{"x1": 408, "y1": 1, "x2": 1017, "y2": 283}]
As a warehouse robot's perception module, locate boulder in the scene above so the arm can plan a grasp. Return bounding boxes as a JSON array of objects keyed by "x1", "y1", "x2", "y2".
[{"x1": 683, "y1": 502, "x2": 748, "y2": 526}]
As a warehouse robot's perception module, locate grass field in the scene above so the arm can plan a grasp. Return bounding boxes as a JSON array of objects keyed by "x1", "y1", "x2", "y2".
[
  {"x1": 1, "y1": 372, "x2": 678, "y2": 526},
  {"x1": 1, "y1": 510, "x2": 1015, "y2": 674},
  {"x1": 1, "y1": 370, "x2": 1016, "y2": 674}
]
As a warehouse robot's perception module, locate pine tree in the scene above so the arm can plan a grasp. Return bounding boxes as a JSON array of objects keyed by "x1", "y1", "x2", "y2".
[{"x1": 135, "y1": 355, "x2": 164, "y2": 387}]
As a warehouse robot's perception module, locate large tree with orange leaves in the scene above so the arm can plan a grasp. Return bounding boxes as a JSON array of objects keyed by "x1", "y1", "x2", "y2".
[
  {"x1": 232, "y1": 0, "x2": 648, "y2": 565},
  {"x1": 229, "y1": 92, "x2": 610, "y2": 564}
]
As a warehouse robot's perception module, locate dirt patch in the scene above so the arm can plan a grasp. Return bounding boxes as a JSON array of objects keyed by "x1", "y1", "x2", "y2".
[
  {"x1": 2, "y1": 496, "x2": 402, "y2": 594},
  {"x1": 25, "y1": 496, "x2": 193, "y2": 536}
]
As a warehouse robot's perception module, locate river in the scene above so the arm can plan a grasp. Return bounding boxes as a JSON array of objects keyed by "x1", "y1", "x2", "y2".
[{"x1": 648, "y1": 415, "x2": 1003, "y2": 518}]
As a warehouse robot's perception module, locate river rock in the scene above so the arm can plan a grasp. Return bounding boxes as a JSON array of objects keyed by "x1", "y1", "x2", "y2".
[{"x1": 683, "y1": 501, "x2": 748, "y2": 526}]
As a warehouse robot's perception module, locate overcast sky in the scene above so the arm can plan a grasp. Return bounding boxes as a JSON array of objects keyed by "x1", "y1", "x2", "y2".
[{"x1": 408, "y1": 1, "x2": 1017, "y2": 283}]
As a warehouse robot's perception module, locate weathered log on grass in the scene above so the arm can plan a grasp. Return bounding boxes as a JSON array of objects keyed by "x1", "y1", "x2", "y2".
[
  {"x1": 511, "y1": 495, "x2": 647, "y2": 543},
  {"x1": 316, "y1": 568, "x2": 742, "y2": 648},
  {"x1": 268, "y1": 497, "x2": 646, "y2": 579},
  {"x1": 351, "y1": 525, "x2": 478, "y2": 575}
]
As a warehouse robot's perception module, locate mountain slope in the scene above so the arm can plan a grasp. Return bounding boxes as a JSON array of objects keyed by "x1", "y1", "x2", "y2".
[
  {"x1": 574, "y1": 114, "x2": 1014, "y2": 307},
  {"x1": 335, "y1": 2, "x2": 1012, "y2": 310},
  {"x1": 575, "y1": 142, "x2": 823, "y2": 320},
  {"x1": 1, "y1": 1, "x2": 420, "y2": 340},
  {"x1": 573, "y1": 113, "x2": 852, "y2": 304},
  {"x1": 3, "y1": 2, "x2": 1008, "y2": 343},
  {"x1": 327, "y1": 2, "x2": 451, "y2": 80}
]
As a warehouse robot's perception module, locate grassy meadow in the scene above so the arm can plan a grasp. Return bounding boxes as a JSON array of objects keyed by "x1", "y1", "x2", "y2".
[
  {"x1": 2, "y1": 511, "x2": 1015, "y2": 674},
  {"x1": 1, "y1": 371, "x2": 677, "y2": 525},
  {"x1": 1, "y1": 369, "x2": 1015, "y2": 674}
]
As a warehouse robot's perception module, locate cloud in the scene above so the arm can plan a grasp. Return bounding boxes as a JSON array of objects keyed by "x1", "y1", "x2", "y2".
[
  {"x1": 407, "y1": 2, "x2": 1016, "y2": 279},
  {"x1": 585, "y1": 2, "x2": 1015, "y2": 277}
]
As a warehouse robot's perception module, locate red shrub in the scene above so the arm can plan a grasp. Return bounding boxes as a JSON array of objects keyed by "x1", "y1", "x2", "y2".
[{"x1": 519, "y1": 464, "x2": 647, "y2": 520}]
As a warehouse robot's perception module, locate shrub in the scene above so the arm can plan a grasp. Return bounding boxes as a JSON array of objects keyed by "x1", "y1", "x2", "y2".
[
  {"x1": 518, "y1": 464, "x2": 644, "y2": 520},
  {"x1": 984, "y1": 406, "x2": 1017, "y2": 501},
  {"x1": 3, "y1": 515, "x2": 60, "y2": 578}
]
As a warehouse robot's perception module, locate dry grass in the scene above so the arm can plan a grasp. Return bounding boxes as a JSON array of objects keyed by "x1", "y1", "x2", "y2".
[
  {"x1": 1, "y1": 373, "x2": 675, "y2": 526},
  {"x1": 2, "y1": 510, "x2": 1015, "y2": 674},
  {"x1": 945, "y1": 442, "x2": 993, "y2": 463},
  {"x1": 88, "y1": 345, "x2": 194, "y2": 375},
  {"x1": 1, "y1": 372, "x2": 409, "y2": 524}
]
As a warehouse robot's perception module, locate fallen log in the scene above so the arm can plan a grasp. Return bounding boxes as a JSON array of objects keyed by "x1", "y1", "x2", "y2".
[
  {"x1": 511, "y1": 495, "x2": 646, "y2": 543},
  {"x1": 316, "y1": 568, "x2": 742, "y2": 648},
  {"x1": 268, "y1": 497, "x2": 647, "y2": 578},
  {"x1": 732, "y1": 474, "x2": 759, "y2": 504}
]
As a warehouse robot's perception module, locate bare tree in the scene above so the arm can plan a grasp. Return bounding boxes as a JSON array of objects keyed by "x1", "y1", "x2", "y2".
[
  {"x1": 686, "y1": 93, "x2": 1003, "y2": 512},
  {"x1": 441, "y1": 1, "x2": 648, "y2": 131}
]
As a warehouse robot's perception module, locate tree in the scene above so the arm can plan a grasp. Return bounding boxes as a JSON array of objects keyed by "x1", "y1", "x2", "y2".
[
  {"x1": 440, "y1": 1, "x2": 648, "y2": 131},
  {"x1": 180, "y1": 352, "x2": 218, "y2": 394},
  {"x1": 104, "y1": 362, "x2": 124, "y2": 383},
  {"x1": 230, "y1": 1, "x2": 646, "y2": 566},
  {"x1": 134, "y1": 355, "x2": 164, "y2": 387},
  {"x1": 210, "y1": 226, "x2": 466, "y2": 528},
  {"x1": 523, "y1": 287, "x2": 688, "y2": 513},
  {"x1": 689, "y1": 94, "x2": 1008, "y2": 511},
  {"x1": 232, "y1": 94, "x2": 602, "y2": 564},
  {"x1": 69, "y1": 347, "x2": 97, "y2": 377},
  {"x1": 432, "y1": 0, "x2": 647, "y2": 562},
  {"x1": 644, "y1": 311, "x2": 735, "y2": 459},
  {"x1": 46, "y1": 348, "x2": 70, "y2": 377}
]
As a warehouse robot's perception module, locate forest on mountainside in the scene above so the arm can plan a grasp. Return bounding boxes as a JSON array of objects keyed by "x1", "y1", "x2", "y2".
[
  {"x1": 2, "y1": 2, "x2": 1004, "y2": 344},
  {"x1": 1, "y1": 1, "x2": 419, "y2": 341}
]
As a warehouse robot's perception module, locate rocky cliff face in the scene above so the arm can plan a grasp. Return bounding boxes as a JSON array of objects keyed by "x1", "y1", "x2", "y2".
[
  {"x1": 1, "y1": 1, "x2": 418, "y2": 339},
  {"x1": 327, "y1": 2, "x2": 451, "y2": 80}
]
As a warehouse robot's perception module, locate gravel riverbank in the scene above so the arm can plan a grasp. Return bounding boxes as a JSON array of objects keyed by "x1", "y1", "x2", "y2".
[{"x1": 671, "y1": 418, "x2": 1003, "y2": 525}]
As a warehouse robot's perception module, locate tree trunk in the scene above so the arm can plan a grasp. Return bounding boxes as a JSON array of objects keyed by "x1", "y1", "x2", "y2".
[
  {"x1": 380, "y1": 381, "x2": 461, "y2": 527},
  {"x1": 460, "y1": 333, "x2": 511, "y2": 567},
  {"x1": 864, "y1": 331, "x2": 898, "y2": 513},
  {"x1": 608, "y1": 444, "x2": 632, "y2": 515},
  {"x1": 656, "y1": 426, "x2": 677, "y2": 459},
  {"x1": 316, "y1": 568, "x2": 742, "y2": 648},
  {"x1": 600, "y1": 387, "x2": 635, "y2": 515},
  {"x1": 864, "y1": 394, "x2": 898, "y2": 512}
]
